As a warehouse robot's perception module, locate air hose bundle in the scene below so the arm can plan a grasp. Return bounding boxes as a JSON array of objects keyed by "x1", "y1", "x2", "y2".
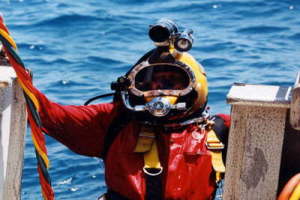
[{"x1": 0, "y1": 16, "x2": 54, "y2": 200}]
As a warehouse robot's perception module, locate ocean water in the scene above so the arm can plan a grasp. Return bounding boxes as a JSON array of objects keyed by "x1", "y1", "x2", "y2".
[{"x1": 1, "y1": 0, "x2": 300, "y2": 199}]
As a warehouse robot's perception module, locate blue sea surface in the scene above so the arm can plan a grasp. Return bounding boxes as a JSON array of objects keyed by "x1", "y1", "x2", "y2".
[{"x1": 1, "y1": 0, "x2": 300, "y2": 199}]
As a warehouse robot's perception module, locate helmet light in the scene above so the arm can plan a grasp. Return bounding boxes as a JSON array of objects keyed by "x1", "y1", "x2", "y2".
[
  {"x1": 149, "y1": 19, "x2": 194, "y2": 52},
  {"x1": 174, "y1": 29, "x2": 193, "y2": 52}
]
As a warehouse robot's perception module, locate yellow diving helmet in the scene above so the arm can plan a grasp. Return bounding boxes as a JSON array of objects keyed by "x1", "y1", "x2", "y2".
[{"x1": 112, "y1": 19, "x2": 208, "y2": 121}]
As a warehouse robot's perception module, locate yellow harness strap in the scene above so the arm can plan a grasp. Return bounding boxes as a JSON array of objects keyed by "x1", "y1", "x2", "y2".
[
  {"x1": 289, "y1": 183, "x2": 300, "y2": 200},
  {"x1": 206, "y1": 129, "x2": 226, "y2": 182},
  {"x1": 134, "y1": 127, "x2": 163, "y2": 176},
  {"x1": 134, "y1": 127, "x2": 155, "y2": 153}
]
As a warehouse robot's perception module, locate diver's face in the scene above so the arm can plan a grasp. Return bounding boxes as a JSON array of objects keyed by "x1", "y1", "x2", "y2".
[{"x1": 150, "y1": 71, "x2": 186, "y2": 90}]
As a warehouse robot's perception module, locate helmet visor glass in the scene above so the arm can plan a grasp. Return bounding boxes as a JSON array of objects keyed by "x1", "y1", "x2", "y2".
[{"x1": 135, "y1": 65, "x2": 190, "y2": 91}]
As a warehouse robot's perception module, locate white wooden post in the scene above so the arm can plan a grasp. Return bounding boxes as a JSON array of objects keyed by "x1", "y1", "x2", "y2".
[
  {"x1": 223, "y1": 83, "x2": 291, "y2": 200},
  {"x1": 290, "y1": 72, "x2": 300, "y2": 130},
  {"x1": 0, "y1": 66, "x2": 27, "y2": 200}
]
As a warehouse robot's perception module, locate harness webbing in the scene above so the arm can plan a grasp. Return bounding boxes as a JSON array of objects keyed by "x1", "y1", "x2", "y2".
[
  {"x1": 134, "y1": 126, "x2": 163, "y2": 200},
  {"x1": 102, "y1": 107, "x2": 131, "y2": 160},
  {"x1": 0, "y1": 17, "x2": 54, "y2": 200},
  {"x1": 206, "y1": 129, "x2": 226, "y2": 182},
  {"x1": 145, "y1": 172, "x2": 163, "y2": 200}
]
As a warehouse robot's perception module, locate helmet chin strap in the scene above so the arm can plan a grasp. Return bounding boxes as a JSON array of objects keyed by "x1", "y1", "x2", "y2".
[{"x1": 121, "y1": 91, "x2": 186, "y2": 117}]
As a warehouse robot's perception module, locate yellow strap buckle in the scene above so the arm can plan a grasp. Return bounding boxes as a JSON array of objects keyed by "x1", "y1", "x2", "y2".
[
  {"x1": 206, "y1": 129, "x2": 226, "y2": 182},
  {"x1": 143, "y1": 167, "x2": 163, "y2": 176},
  {"x1": 206, "y1": 130, "x2": 224, "y2": 150},
  {"x1": 206, "y1": 142, "x2": 224, "y2": 150}
]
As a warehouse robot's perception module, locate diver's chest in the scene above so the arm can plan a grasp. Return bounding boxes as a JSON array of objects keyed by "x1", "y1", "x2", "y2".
[{"x1": 107, "y1": 124, "x2": 211, "y2": 168}]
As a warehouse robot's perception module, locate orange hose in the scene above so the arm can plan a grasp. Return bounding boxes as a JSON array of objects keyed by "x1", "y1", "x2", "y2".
[{"x1": 278, "y1": 173, "x2": 300, "y2": 200}]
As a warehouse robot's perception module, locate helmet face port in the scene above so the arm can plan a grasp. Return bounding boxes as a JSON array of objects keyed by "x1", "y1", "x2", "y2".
[{"x1": 135, "y1": 65, "x2": 190, "y2": 91}]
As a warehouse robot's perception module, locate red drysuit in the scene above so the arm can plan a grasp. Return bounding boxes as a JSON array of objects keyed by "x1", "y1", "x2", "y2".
[{"x1": 36, "y1": 91, "x2": 230, "y2": 200}]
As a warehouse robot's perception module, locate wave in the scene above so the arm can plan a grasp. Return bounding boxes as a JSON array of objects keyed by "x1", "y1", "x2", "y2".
[
  {"x1": 24, "y1": 57, "x2": 74, "y2": 65},
  {"x1": 289, "y1": 33, "x2": 300, "y2": 41},
  {"x1": 201, "y1": 57, "x2": 235, "y2": 68},
  {"x1": 18, "y1": 43, "x2": 47, "y2": 51},
  {"x1": 237, "y1": 26, "x2": 289, "y2": 34},
  {"x1": 249, "y1": 61, "x2": 284, "y2": 69},
  {"x1": 34, "y1": 14, "x2": 100, "y2": 27},
  {"x1": 195, "y1": 41, "x2": 238, "y2": 53},
  {"x1": 85, "y1": 56, "x2": 124, "y2": 65},
  {"x1": 48, "y1": 80, "x2": 92, "y2": 88}
]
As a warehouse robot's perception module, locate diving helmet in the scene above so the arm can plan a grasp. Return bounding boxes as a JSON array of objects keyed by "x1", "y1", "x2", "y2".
[{"x1": 111, "y1": 19, "x2": 208, "y2": 120}]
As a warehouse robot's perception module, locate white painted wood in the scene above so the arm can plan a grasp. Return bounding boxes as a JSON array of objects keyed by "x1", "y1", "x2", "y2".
[
  {"x1": 224, "y1": 105, "x2": 287, "y2": 200},
  {"x1": 0, "y1": 66, "x2": 26, "y2": 200},
  {"x1": 224, "y1": 83, "x2": 291, "y2": 200},
  {"x1": 227, "y1": 83, "x2": 291, "y2": 108},
  {"x1": 290, "y1": 72, "x2": 300, "y2": 130}
]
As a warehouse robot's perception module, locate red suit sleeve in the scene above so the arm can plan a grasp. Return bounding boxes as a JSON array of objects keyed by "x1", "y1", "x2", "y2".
[
  {"x1": 36, "y1": 90, "x2": 117, "y2": 158},
  {"x1": 216, "y1": 114, "x2": 231, "y2": 128}
]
